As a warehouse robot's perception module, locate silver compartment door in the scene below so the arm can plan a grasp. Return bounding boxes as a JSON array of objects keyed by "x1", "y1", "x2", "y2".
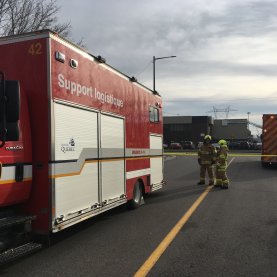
[
  {"x1": 100, "y1": 114, "x2": 125, "y2": 203},
  {"x1": 53, "y1": 103, "x2": 99, "y2": 220},
  {"x1": 150, "y1": 135, "x2": 163, "y2": 185}
]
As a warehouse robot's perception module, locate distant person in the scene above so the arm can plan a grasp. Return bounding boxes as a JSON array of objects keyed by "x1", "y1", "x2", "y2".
[
  {"x1": 215, "y1": 139, "x2": 229, "y2": 189},
  {"x1": 197, "y1": 135, "x2": 217, "y2": 185}
]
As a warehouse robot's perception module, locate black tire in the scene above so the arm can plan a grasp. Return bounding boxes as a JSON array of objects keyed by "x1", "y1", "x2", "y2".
[
  {"x1": 261, "y1": 161, "x2": 268, "y2": 168},
  {"x1": 127, "y1": 181, "x2": 142, "y2": 209}
]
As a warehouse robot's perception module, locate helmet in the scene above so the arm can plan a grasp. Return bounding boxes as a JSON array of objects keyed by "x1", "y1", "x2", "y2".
[
  {"x1": 218, "y1": 139, "x2": 227, "y2": 146},
  {"x1": 204, "y1": 135, "x2": 212, "y2": 141}
]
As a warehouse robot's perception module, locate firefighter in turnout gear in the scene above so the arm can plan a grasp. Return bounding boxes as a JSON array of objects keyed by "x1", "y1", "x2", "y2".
[
  {"x1": 215, "y1": 139, "x2": 229, "y2": 189},
  {"x1": 197, "y1": 135, "x2": 217, "y2": 185}
]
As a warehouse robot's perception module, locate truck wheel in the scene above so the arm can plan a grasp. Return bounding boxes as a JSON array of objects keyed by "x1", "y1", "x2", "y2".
[
  {"x1": 128, "y1": 181, "x2": 143, "y2": 209},
  {"x1": 261, "y1": 161, "x2": 268, "y2": 168}
]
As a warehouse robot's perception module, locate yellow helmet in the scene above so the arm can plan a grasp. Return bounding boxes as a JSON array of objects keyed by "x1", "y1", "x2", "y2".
[
  {"x1": 204, "y1": 135, "x2": 212, "y2": 141},
  {"x1": 218, "y1": 139, "x2": 227, "y2": 146}
]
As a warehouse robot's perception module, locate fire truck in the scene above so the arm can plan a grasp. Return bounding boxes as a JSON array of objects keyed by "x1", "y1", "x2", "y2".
[
  {"x1": 0, "y1": 30, "x2": 164, "y2": 262},
  {"x1": 261, "y1": 114, "x2": 277, "y2": 167}
]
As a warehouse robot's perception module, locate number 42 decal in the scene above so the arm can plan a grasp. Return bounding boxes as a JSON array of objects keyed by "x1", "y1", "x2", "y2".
[{"x1": 28, "y1": 43, "x2": 42, "y2": 55}]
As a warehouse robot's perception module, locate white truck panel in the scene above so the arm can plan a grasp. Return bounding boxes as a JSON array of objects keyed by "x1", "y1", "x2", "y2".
[
  {"x1": 53, "y1": 103, "x2": 99, "y2": 220},
  {"x1": 100, "y1": 114, "x2": 125, "y2": 202},
  {"x1": 150, "y1": 135, "x2": 163, "y2": 185}
]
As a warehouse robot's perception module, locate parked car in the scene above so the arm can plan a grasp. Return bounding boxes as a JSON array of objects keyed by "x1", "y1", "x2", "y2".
[
  {"x1": 253, "y1": 142, "x2": 262, "y2": 150},
  {"x1": 169, "y1": 142, "x2": 183, "y2": 150},
  {"x1": 212, "y1": 143, "x2": 220, "y2": 150},
  {"x1": 163, "y1": 143, "x2": 168, "y2": 149},
  {"x1": 197, "y1": 142, "x2": 203, "y2": 148},
  {"x1": 182, "y1": 141, "x2": 195, "y2": 149},
  {"x1": 238, "y1": 141, "x2": 251, "y2": 150},
  {"x1": 228, "y1": 141, "x2": 240, "y2": 150}
]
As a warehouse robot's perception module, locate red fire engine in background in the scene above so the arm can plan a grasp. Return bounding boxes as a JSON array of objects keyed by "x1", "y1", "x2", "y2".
[
  {"x1": 0, "y1": 30, "x2": 165, "y2": 262},
  {"x1": 261, "y1": 114, "x2": 277, "y2": 167}
]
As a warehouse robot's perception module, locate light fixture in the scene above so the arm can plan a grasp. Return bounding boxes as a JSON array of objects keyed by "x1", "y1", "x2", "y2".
[
  {"x1": 55, "y1": 51, "x2": 65, "y2": 63},
  {"x1": 130, "y1": 76, "x2": 137, "y2": 82},
  {"x1": 70, "y1": 59, "x2": 78, "y2": 69},
  {"x1": 95, "y1": 55, "x2": 106, "y2": 63}
]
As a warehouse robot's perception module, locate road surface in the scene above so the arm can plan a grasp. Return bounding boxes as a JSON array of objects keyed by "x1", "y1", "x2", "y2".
[{"x1": 1, "y1": 154, "x2": 277, "y2": 277}]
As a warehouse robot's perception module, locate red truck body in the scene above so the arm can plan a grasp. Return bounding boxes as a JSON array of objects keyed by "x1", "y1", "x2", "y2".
[
  {"x1": 0, "y1": 30, "x2": 164, "y2": 235},
  {"x1": 261, "y1": 114, "x2": 277, "y2": 166}
]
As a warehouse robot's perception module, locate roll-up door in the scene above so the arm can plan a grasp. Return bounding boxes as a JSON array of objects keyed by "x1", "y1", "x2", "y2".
[
  {"x1": 53, "y1": 103, "x2": 99, "y2": 221},
  {"x1": 100, "y1": 114, "x2": 125, "y2": 203}
]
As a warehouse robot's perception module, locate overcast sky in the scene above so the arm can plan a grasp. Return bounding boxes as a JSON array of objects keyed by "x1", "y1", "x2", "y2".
[{"x1": 57, "y1": 0, "x2": 277, "y2": 136}]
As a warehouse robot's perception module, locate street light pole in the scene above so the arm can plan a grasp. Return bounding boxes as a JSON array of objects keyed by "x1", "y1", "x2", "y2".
[
  {"x1": 247, "y1": 112, "x2": 250, "y2": 130},
  {"x1": 153, "y1": 55, "x2": 176, "y2": 93}
]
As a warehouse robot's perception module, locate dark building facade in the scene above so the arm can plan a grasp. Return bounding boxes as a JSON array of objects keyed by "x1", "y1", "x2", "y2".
[{"x1": 163, "y1": 116, "x2": 214, "y2": 145}]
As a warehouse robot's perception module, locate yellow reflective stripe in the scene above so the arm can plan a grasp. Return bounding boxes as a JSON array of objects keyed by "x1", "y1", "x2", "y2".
[
  {"x1": 201, "y1": 161, "x2": 212, "y2": 164},
  {"x1": 200, "y1": 151, "x2": 210, "y2": 154}
]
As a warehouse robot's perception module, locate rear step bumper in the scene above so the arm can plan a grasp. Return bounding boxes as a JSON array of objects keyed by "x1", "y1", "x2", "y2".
[
  {"x1": 0, "y1": 216, "x2": 36, "y2": 230},
  {"x1": 0, "y1": 242, "x2": 42, "y2": 265}
]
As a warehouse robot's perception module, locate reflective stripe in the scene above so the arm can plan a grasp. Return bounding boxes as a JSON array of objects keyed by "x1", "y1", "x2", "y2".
[
  {"x1": 202, "y1": 161, "x2": 212, "y2": 165},
  {"x1": 200, "y1": 151, "x2": 210, "y2": 154}
]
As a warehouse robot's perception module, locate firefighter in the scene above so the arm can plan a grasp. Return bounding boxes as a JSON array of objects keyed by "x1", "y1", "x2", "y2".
[
  {"x1": 197, "y1": 135, "x2": 217, "y2": 185},
  {"x1": 215, "y1": 139, "x2": 229, "y2": 189}
]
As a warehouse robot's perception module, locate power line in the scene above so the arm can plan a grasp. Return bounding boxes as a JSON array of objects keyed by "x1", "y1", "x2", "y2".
[{"x1": 132, "y1": 61, "x2": 152, "y2": 78}]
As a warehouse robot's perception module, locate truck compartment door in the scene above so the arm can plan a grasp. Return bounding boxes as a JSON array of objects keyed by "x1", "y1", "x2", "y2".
[
  {"x1": 53, "y1": 103, "x2": 99, "y2": 221},
  {"x1": 150, "y1": 135, "x2": 163, "y2": 190},
  {"x1": 100, "y1": 114, "x2": 125, "y2": 204}
]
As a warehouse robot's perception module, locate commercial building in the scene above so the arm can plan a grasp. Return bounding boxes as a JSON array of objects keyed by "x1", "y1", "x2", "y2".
[
  {"x1": 163, "y1": 116, "x2": 213, "y2": 146},
  {"x1": 163, "y1": 116, "x2": 251, "y2": 145},
  {"x1": 212, "y1": 119, "x2": 251, "y2": 141}
]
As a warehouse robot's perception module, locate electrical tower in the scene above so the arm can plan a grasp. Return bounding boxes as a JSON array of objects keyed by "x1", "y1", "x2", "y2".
[{"x1": 206, "y1": 106, "x2": 237, "y2": 119}]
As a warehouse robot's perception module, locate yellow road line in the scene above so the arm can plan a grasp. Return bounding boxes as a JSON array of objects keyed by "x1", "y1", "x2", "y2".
[
  {"x1": 134, "y1": 156, "x2": 235, "y2": 277},
  {"x1": 133, "y1": 185, "x2": 213, "y2": 277}
]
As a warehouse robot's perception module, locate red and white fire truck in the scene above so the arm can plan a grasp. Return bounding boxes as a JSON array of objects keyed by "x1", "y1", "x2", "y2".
[
  {"x1": 261, "y1": 114, "x2": 277, "y2": 167},
  {"x1": 0, "y1": 30, "x2": 164, "y2": 261}
]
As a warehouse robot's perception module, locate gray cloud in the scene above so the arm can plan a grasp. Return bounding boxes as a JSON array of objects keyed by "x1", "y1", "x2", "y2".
[{"x1": 57, "y1": 0, "x2": 277, "y2": 131}]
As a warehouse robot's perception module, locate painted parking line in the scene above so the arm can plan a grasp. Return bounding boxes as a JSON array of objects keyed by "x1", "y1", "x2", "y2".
[{"x1": 134, "y1": 158, "x2": 235, "y2": 277}]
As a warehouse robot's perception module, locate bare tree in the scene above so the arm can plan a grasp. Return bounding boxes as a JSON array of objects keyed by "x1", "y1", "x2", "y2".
[{"x1": 0, "y1": 0, "x2": 71, "y2": 37}]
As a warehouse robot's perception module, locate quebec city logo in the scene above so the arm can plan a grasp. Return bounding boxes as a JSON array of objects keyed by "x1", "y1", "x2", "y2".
[{"x1": 61, "y1": 138, "x2": 76, "y2": 153}]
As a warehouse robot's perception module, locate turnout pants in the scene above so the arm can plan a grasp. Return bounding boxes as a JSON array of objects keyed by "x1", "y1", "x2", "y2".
[
  {"x1": 200, "y1": 165, "x2": 214, "y2": 184},
  {"x1": 215, "y1": 166, "x2": 229, "y2": 187}
]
